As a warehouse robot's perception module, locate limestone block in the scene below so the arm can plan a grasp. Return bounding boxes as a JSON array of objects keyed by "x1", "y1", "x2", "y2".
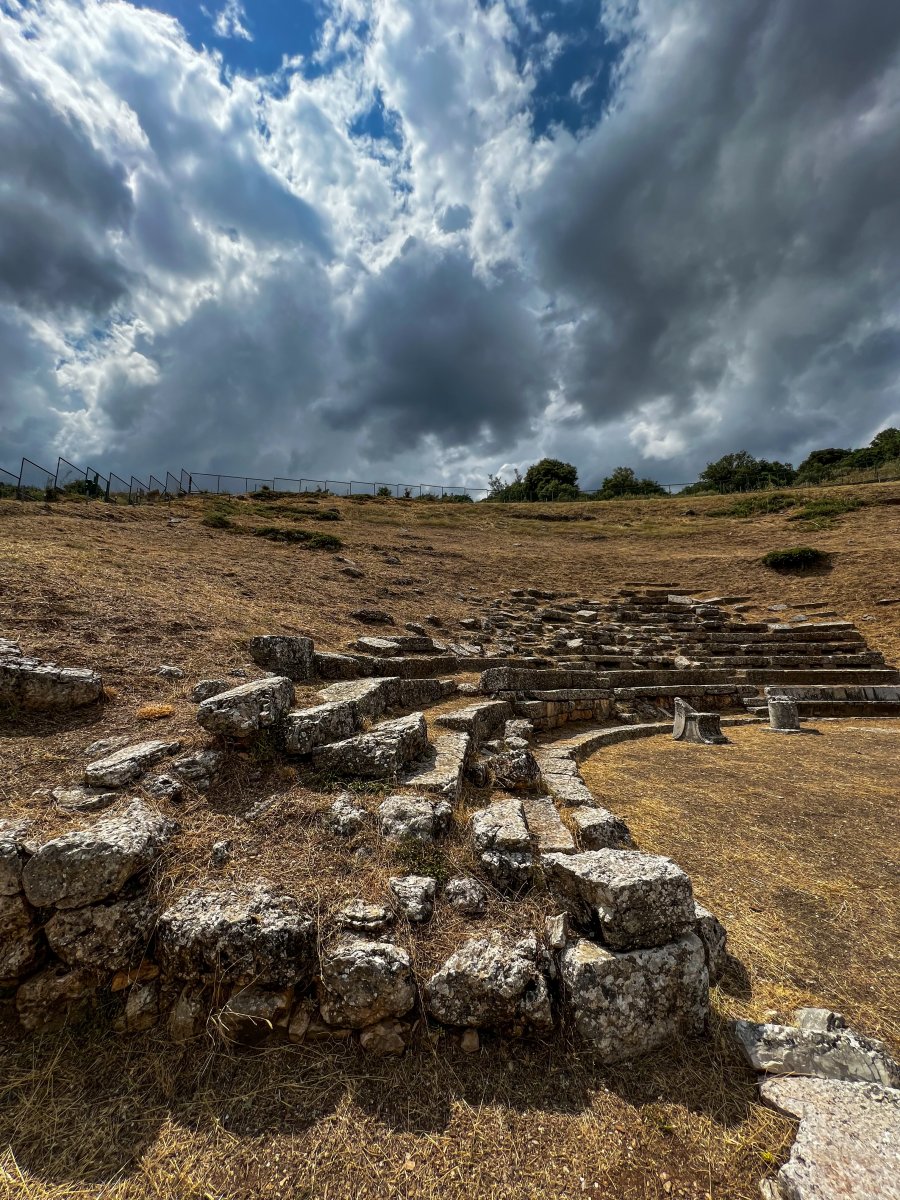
[
  {"x1": 248, "y1": 635, "x2": 314, "y2": 681},
  {"x1": 318, "y1": 937, "x2": 415, "y2": 1028},
  {"x1": 196, "y1": 676, "x2": 295, "y2": 738},
  {"x1": 561, "y1": 934, "x2": 708, "y2": 1060},
  {"x1": 84, "y1": 739, "x2": 181, "y2": 787},
  {"x1": 426, "y1": 932, "x2": 552, "y2": 1034}
]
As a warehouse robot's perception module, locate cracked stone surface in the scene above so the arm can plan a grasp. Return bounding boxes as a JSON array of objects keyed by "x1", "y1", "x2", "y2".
[{"x1": 426, "y1": 932, "x2": 552, "y2": 1034}]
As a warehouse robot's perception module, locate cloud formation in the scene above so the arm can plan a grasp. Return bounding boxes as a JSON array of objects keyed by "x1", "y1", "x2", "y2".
[{"x1": 1, "y1": 0, "x2": 898, "y2": 487}]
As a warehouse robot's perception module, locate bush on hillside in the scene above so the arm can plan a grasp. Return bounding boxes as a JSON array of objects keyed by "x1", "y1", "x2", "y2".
[
  {"x1": 761, "y1": 546, "x2": 830, "y2": 571},
  {"x1": 596, "y1": 466, "x2": 668, "y2": 499}
]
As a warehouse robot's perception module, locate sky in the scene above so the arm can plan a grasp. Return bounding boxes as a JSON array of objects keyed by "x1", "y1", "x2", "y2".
[{"x1": 1, "y1": 0, "x2": 899, "y2": 490}]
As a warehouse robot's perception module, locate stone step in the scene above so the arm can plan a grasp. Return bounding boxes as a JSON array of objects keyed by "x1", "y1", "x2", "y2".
[
  {"x1": 738, "y1": 668, "x2": 900, "y2": 685},
  {"x1": 399, "y1": 730, "x2": 471, "y2": 800},
  {"x1": 434, "y1": 699, "x2": 513, "y2": 743},
  {"x1": 521, "y1": 795, "x2": 576, "y2": 853}
]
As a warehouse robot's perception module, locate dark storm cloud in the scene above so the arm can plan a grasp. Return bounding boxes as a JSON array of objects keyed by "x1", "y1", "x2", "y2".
[
  {"x1": 331, "y1": 241, "x2": 550, "y2": 457},
  {"x1": 0, "y1": 48, "x2": 133, "y2": 314},
  {"x1": 526, "y1": 0, "x2": 900, "y2": 467}
]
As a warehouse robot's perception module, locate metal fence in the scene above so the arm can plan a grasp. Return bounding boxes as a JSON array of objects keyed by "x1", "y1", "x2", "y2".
[
  {"x1": 4, "y1": 453, "x2": 899, "y2": 506},
  {"x1": 1, "y1": 457, "x2": 491, "y2": 502}
]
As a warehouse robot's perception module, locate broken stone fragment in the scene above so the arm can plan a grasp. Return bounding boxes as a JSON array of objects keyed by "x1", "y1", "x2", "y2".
[
  {"x1": 171, "y1": 749, "x2": 224, "y2": 788},
  {"x1": 732, "y1": 1019, "x2": 900, "y2": 1087},
  {"x1": 196, "y1": 676, "x2": 295, "y2": 739},
  {"x1": 318, "y1": 937, "x2": 415, "y2": 1028},
  {"x1": 22, "y1": 800, "x2": 175, "y2": 910},
  {"x1": 377, "y1": 794, "x2": 451, "y2": 843},
  {"x1": 157, "y1": 885, "x2": 315, "y2": 987},
  {"x1": 283, "y1": 701, "x2": 356, "y2": 755},
  {"x1": 542, "y1": 849, "x2": 696, "y2": 950},
  {"x1": 168, "y1": 986, "x2": 207, "y2": 1042},
  {"x1": 156, "y1": 664, "x2": 184, "y2": 679},
  {"x1": 44, "y1": 894, "x2": 158, "y2": 971},
  {"x1": 486, "y1": 748, "x2": 542, "y2": 791},
  {"x1": 335, "y1": 900, "x2": 394, "y2": 936},
  {"x1": 325, "y1": 795, "x2": 369, "y2": 837},
  {"x1": 569, "y1": 806, "x2": 633, "y2": 850},
  {"x1": 444, "y1": 876, "x2": 487, "y2": 916},
  {"x1": 248, "y1": 635, "x2": 314, "y2": 681},
  {"x1": 114, "y1": 979, "x2": 161, "y2": 1033},
  {"x1": 190, "y1": 679, "x2": 229, "y2": 703},
  {"x1": 694, "y1": 903, "x2": 728, "y2": 984},
  {"x1": 0, "y1": 892, "x2": 43, "y2": 979},
  {"x1": 83, "y1": 739, "x2": 181, "y2": 788},
  {"x1": 216, "y1": 985, "x2": 294, "y2": 1045},
  {"x1": 759, "y1": 1076, "x2": 900, "y2": 1200},
  {"x1": 561, "y1": 934, "x2": 709, "y2": 1061},
  {"x1": 51, "y1": 786, "x2": 118, "y2": 813},
  {"x1": 359, "y1": 1018, "x2": 408, "y2": 1056},
  {"x1": 144, "y1": 773, "x2": 182, "y2": 801},
  {"x1": 389, "y1": 875, "x2": 436, "y2": 922},
  {"x1": 350, "y1": 609, "x2": 394, "y2": 626},
  {"x1": 426, "y1": 932, "x2": 553, "y2": 1035},
  {"x1": 0, "y1": 820, "x2": 30, "y2": 895},
  {"x1": 16, "y1": 964, "x2": 99, "y2": 1033}
]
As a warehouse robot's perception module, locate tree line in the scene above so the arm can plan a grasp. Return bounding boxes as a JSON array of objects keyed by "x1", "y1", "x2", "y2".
[{"x1": 486, "y1": 427, "x2": 900, "y2": 501}]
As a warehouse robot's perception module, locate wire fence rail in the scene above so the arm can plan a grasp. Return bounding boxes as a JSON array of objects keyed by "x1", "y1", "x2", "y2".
[
  {"x1": 0, "y1": 457, "x2": 492, "y2": 502},
  {"x1": 2, "y1": 455, "x2": 900, "y2": 506}
]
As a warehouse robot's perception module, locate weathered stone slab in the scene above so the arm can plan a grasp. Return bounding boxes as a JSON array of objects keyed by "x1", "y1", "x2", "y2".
[
  {"x1": 435, "y1": 700, "x2": 512, "y2": 743},
  {"x1": 694, "y1": 903, "x2": 728, "y2": 983},
  {"x1": 733, "y1": 1019, "x2": 900, "y2": 1087},
  {"x1": 157, "y1": 886, "x2": 315, "y2": 987},
  {"x1": 0, "y1": 892, "x2": 43, "y2": 979},
  {"x1": 318, "y1": 937, "x2": 415, "y2": 1028},
  {"x1": 196, "y1": 676, "x2": 295, "y2": 738},
  {"x1": 759, "y1": 1076, "x2": 900, "y2": 1200},
  {"x1": 16, "y1": 965, "x2": 99, "y2": 1032},
  {"x1": 84, "y1": 739, "x2": 181, "y2": 787},
  {"x1": 0, "y1": 658, "x2": 103, "y2": 710},
  {"x1": 314, "y1": 651, "x2": 370, "y2": 680},
  {"x1": 283, "y1": 701, "x2": 356, "y2": 755},
  {"x1": 355, "y1": 636, "x2": 400, "y2": 655},
  {"x1": 0, "y1": 821, "x2": 30, "y2": 895},
  {"x1": 317, "y1": 677, "x2": 401, "y2": 722},
  {"x1": 561, "y1": 934, "x2": 708, "y2": 1060},
  {"x1": 521, "y1": 795, "x2": 575, "y2": 853},
  {"x1": 426, "y1": 932, "x2": 553, "y2": 1034},
  {"x1": 399, "y1": 730, "x2": 470, "y2": 800},
  {"x1": 22, "y1": 800, "x2": 175, "y2": 910},
  {"x1": 471, "y1": 800, "x2": 533, "y2": 890},
  {"x1": 543, "y1": 849, "x2": 696, "y2": 949},
  {"x1": 312, "y1": 712, "x2": 429, "y2": 779}
]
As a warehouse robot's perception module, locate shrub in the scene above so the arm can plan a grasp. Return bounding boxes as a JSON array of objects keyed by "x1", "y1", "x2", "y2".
[
  {"x1": 252, "y1": 526, "x2": 342, "y2": 550},
  {"x1": 596, "y1": 466, "x2": 668, "y2": 499},
  {"x1": 787, "y1": 496, "x2": 865, "y2": 522},
  {"x1": 201, "y1": 513, "x2": 233, "y2": 529},
  {"x1": 440, "y1": 493, "x2": 474, "y2": 503},
  {"x1": 762, "y1": 546, "x2": 830, "y2": 571},
  {"x1": 711, "y1": 493, "x2": 796, "y2": 517},
  {"x1": 376, "y1": 486, "x2": 393, "y2": 498}
]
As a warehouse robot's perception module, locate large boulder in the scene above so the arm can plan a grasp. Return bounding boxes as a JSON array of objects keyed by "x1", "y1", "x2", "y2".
[
  {"x1": 44, "y1": 894, "x2": 158, "y2": 971},
  {"x1": 196, "y1": 676, "x2": 295, "y2": 739},
  {"x1": 426, "y1": 932, "x2": 553, "y2": 1034},
  {"x1": 312, "y1": 713, "x2": 429, "y2": 779},
  {"x1": 318, "y1": 937, "x2": 415, "y2": 1028},
  {"x1": 560, "y1": 934, "x2": 709, "y2": 1061},
  {"x1": 156, "y1": 886, "x2": 315, "y2": 987},
  {"x1": 83, "y1": 740, "x2": 181, "y2": 787},
  {"x1": 22, "y1": 800, "x2": 175, "y2": 910},
  {"x1": 248, "y1": 635, "x2": 314, "y2": 681},
  {"x1": 0, "y1": 657, "x2": 103, "y2": 710},
  {"x1": 471, "y1": 800, "x2": 533, "y2": 890},
  {"x1": 378, "y1": 794, "x2": 451, "y2": 843},
  {"x1": 543, "y1": 849, "x2": 696, "y2": 950}
]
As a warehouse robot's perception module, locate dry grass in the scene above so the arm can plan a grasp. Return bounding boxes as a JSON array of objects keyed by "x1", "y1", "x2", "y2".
[
  {"x1": 135, "y1": 704, "x2": 176, "y2": 721},
  {"x1": 1, "y1": 488, "x2": 899, "y2": 1198},
  {"x1": 581, "y1": 721, "x2": 900, "y2": 1052}
]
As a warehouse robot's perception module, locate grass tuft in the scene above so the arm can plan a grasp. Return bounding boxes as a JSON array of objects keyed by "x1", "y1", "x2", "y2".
[
  {"x1": 761, "y1": 546, "x2": 830, "y2": 571},
  {"x1": 135, "y1": 703, "x2": 175, "y2": 720}
]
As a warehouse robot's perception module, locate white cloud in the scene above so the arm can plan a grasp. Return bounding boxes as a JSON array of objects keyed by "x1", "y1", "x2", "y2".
[{"x1": 213, "y1": 0, "x2": 252, "y2": 42}]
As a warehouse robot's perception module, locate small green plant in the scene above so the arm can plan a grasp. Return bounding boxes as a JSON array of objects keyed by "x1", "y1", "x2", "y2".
[
  {"x1": 711, "y1": 493, "x2": 796, "y2": 517},
  {"x1": 376, "y1": 486, "x2": 393, "y2": 498},
  {"x1": 391, "y1": 839, "x2": 449, "y2": 883},
  {"x1": 762, "y1": 546, "x2": 830, "y2": 571},
  {"x1": 202, "y1": 512, "x2": 233, "y2": 529}
]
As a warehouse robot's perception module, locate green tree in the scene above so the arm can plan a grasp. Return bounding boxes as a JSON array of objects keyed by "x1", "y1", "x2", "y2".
[
  {"x1": 697, "y1": 451, "x2": 795, "y2": 493},
  {"x1": 795, "y1": 448, "x2": 851, "y2": 483},
  {"x1": 522, "y1": 458, "x2": 579, "y2": 500},
  {"x1": 597, "y1": 466, "x2": 667, "y2": 499}
]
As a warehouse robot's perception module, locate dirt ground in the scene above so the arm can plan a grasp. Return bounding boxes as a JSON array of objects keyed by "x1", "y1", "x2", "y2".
[{"x1": 1, "y1": 487, "x2": 899, "y2": 1199}]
